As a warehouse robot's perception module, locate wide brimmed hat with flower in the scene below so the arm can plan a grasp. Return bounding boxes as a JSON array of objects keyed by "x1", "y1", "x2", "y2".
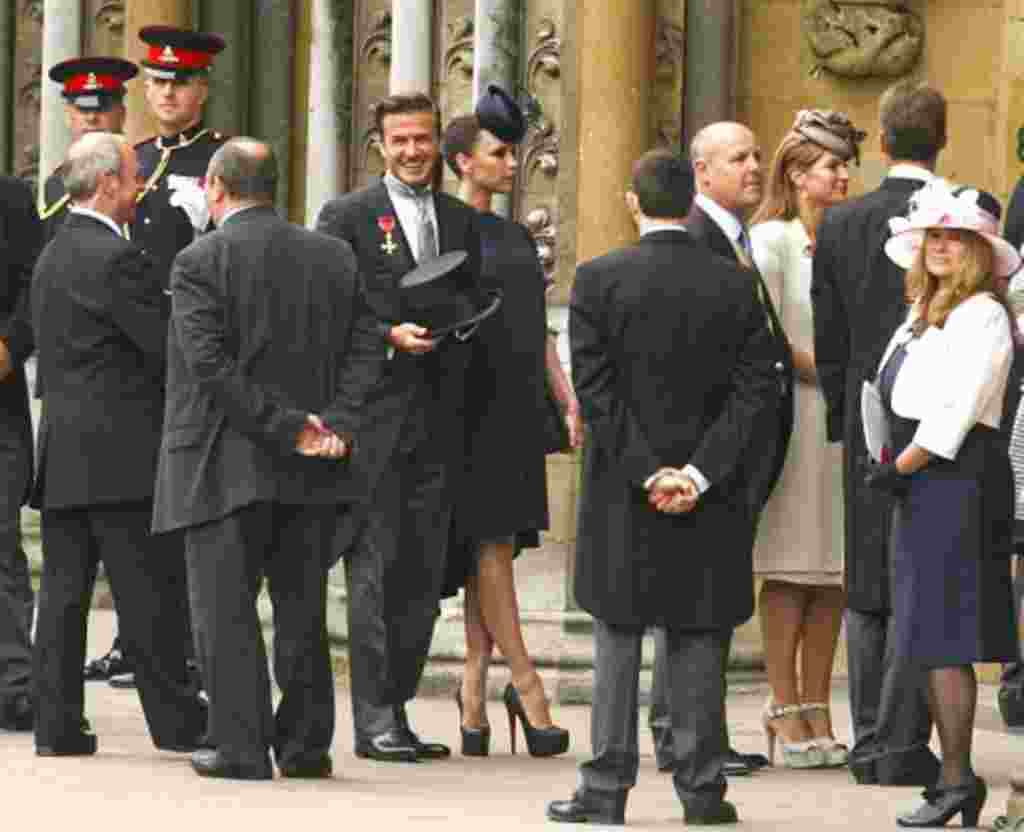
[{"x1": 885, "y1": 179, "x2": 1021, "y2": 277}]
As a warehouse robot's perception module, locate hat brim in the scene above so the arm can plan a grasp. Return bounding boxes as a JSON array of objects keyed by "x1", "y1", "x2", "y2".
[
  {"x1": 885, "y1": 227, "x2": 1022, "y2": 277},
  {"x1": 426, "y1": 290, "x2": 503, "y2": 338},
  {"x1": 398, "y1": 250, "x2": 468, "y2": 289}
]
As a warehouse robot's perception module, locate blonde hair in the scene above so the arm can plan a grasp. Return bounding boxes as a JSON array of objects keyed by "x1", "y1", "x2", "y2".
[
  {"x1": 750, "y1": 132, "x2": 826, "y2": 226},
  {"x1": 905, "y1": 229, "x2": 1011, "y2": 333}
]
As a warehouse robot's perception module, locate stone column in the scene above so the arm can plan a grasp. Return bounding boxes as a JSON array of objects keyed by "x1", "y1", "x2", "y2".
[
  {"x1": 0, "y1": 0, "x2": 12, "y2": 174},
  {"x1": 472, "y1": 0, "x2": 519, "y2": 216},
  {"x1": 682, "y1": 0, "x2": 735, "y2": 145},
  {"x1": 122, "y1": 0, "x2": 192, "y2": 144},
  {"x1": 304, "y1": 0, "x2": 346, "y2": 226},
  {"x1": 251, "y1": 0, "x2": 294, "y2": 217},
  {"x1": 389, "y1": 0, "x2": 432, "y2": 95},
  {"x1": 575, "y1": 0, "x2": 655, "y2": 263},
  {"x1": 200, "y1": 2, "x2": 252, "y2": 138},
  {"x1": 39, "y1": 0, "x2": 81, "y2": 199}
]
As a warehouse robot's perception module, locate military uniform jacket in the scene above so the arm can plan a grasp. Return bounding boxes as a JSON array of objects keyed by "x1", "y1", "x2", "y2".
[
  {"x1": 40, "y1": 168, "x2": 71, "y2": 244},
  {"x1": 131, "y1": 123, "x2": 226, "y2": 286}
]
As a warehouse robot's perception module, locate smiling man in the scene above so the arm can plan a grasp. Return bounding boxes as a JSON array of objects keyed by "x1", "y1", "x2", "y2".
[{"x1": 316, "y1": 92, "x2": 482, "y2": 764}]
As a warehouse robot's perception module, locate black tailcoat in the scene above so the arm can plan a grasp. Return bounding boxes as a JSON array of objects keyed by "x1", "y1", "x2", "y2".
[
  {"x1": 152, "y1": 205, "x2": 384, "y2": 534},
  {"x1": 685, "y1": 204, "x2": 794, "y2": 512},
  {"x1": 571, "y1": 230, "x2": 780, "y2": 631},
  {"x1": 810, "y1": 176, "x2": 923, "y2": 613}
]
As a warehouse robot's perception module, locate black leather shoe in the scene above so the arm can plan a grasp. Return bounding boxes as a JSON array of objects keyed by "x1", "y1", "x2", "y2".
[
  {"x1": 684, "y1": 797, "x2": 739, "y2": 826},
  {"x1": 730, "y1": 747, "x2": 769, "y2": 770},
  {"x1": 107, "y1": 672, "x2": 136, "y2": 689},
  {"x1": 1000, "y1": 683, "x2": 1024, "y2": 729},
  {"x1": 547, "y1": 790, "x2": 627, "y2": 825},
  {"x1": 722, "y1": 750, "x2": 753, "y2": 777},
  {"x1": 36, "y1": 730, "x2": 98, "y2": 757},
  {"x1": 897, "y1": 777, "x2": 987, "y2": 828},
  {"x1": 0, "y1": 693, "x2": 34, "y2": 731},
  {"x1": 191, "y1": 749, "x2": 273, "y2": 780},
  {"x1": 354, "y1": 730, "x2": 418, "y2": 763},
  {"x1": 279, "y1": 752, "x2": 333, "y2": 779},
  {"x1": 83, "y1": 645, "x2": 132, "y2": 682},
  {"x1": 403, "y1": 730, "x2": 450, "y2": 760}
]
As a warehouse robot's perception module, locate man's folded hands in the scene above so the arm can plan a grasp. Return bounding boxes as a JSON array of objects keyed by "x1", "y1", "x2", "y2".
[
  {"x1": 645, "y1": 467, "x2": 698, "y2": 515},
  {"x1": 295, "y1": 414, "x2": 349, "y2": 459}
]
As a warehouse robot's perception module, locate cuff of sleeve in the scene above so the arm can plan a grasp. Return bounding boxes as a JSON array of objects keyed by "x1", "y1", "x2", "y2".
[
  {"x1": 912, "y1": 420, "x2": 963, "y2": 461},
  {"x1": 682, "y1": 464, "x2": 710, "y2": 494}
]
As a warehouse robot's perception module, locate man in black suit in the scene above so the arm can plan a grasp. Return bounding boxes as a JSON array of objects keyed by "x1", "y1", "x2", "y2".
[
  {"x1": 0, "y1": 176, "x2": 42, "y2": 732},
  {"x1": 315, "y1": 92, "x2": 480, "y2": 762},
  {"x1": 547, "y1": 149, "x2": 779, "y2": 826},
  {"x1": 154, "y1": 138, "x2": 383, "y2": 780},
  {"x1": 31, "y1": 132, "x2": 207, "y2": 756},
  {"x1": 648, "y1": 121, "x2": 793, "y2": 778},
  {"x1": 811, "y1": 80, "x2": 946, "y2": 785}
]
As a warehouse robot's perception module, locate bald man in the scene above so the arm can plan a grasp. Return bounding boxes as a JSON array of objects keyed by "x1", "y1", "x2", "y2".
[{"x1": 647, "y1": 122, "x2": 794, "y2": 778}]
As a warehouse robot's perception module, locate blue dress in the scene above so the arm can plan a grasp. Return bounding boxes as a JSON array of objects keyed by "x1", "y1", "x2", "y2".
[{"x1": 880, "y1": 341, "x2": 1017, "y2": 668}]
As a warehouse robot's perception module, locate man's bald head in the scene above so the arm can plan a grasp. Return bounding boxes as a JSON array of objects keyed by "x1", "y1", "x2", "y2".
[
  {"x1": 207, "y1": 137, "x2": 277, "y2": 203},
  {"x1": 690, "y1": 121, "x2": 763, "y2": 217}
]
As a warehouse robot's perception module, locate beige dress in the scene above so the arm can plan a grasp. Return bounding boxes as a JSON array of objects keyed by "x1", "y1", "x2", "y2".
[{"x1": 750, "y1": 218, "x2": 843, "y2": 585}]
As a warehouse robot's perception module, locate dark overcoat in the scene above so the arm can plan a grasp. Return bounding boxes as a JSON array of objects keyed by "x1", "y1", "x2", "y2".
[
  {"x1": 571, "y1": 230, "x2": 779, "y2": 632},
  {"x1": 152, "y1": 205, "x2": 384, "y2": 534},
  {"x1": 810, "y1": 176, "x2": 923, "y2": 613},
  {"x1": 40, "y1": 168, "x2": 71, "y2": 244}
]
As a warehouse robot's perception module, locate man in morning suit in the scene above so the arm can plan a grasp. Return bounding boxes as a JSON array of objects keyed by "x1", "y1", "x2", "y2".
[
  {"x1": 0, "y1": 175, "x2": 42, "y2": 732},
  {"x1": 547, "y1": 149, "x2": 779, "y2": 826},
  {"x1": 30, "y1": 132, "x2": 207, "y2": 756},
  {"x1": 154, "y1": 139, "x2": 383, "y2": 780},
  {"x1": 648, "y1": 121, "x2": 794, "y2": 778},
  {"x1": 316, "y1": 92, "x2": 481, "y2": 762},
  {"x1": 811, "y1": 80, "x2": 946, "y2": 785}
]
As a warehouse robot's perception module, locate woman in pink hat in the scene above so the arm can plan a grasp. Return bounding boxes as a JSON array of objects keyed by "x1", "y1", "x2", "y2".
[{"x1": 869, "y1": 180, "x2": 1020, "y2": 827}]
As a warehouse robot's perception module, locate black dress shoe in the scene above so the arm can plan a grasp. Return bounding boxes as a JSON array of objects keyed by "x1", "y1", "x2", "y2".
[
  {"x1": 107, "y1": 672, "x2": 136, "y2": 689},
  {"x1": 83, "y1": 645, "x2": 133, "y2": 682},
  {"x1": 36, "y1": 730, "x2": 98, "y2": 757},
  {"x1": 0, "y1": 693, "x2": 34, "y2": 731},
  {"x1": 401, "y1": 729, "x2": 450, "y2": 760},
  {"x1": 547, "y1": 790, "x2": 627, "y2": 825},
  {"x1": 684, "y1": 797, "x2": 739, "y2": 826},
  {"x1": 279, "y1": 752, "x2": 334, "y2": 779},
  {"x1": 1000, "y1": 683, "x2": 1024, "y2": 729},
  {"x1": 191, "y1": 749, "x2": 273, "y2": 780},
  {"x1": 157, "y1": 733, "x2": 217, "y2": 753},
  {"x1": 730, "y1": 747, "x2": 769, "y2": 770},
  {"x1": 897, "y1": 777, "x2": 987, "y2": 828},
  {"x1": 354, "y1": 730, "x2": 418, "y2": 763},
  {"x1": 722, "y1": 750, "x2": 753, "y2": 777}
]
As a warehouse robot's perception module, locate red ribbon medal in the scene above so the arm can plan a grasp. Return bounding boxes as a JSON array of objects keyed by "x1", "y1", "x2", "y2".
[{"x1": 378, "y1": 215, "x2": 398, "y2": 254}]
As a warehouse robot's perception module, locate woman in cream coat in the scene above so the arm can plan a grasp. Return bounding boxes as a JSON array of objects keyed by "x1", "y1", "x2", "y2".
[
  {"x1": 749, "y1": 110, "x2": 865, "y2": 768},
  {"x1": 869, "y1": 180, "x2": 1018, "y2": 828}
]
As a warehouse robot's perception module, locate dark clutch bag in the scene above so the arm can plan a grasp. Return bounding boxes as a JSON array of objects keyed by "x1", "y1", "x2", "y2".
[{"x1": 542, "y1": 383, "x2": 571, "y2": 454}]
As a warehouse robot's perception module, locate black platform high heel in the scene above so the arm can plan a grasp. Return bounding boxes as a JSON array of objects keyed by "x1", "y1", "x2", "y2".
[
  {"x1": 897, "y1": 777, "x2": 987, "y2": 828},
  {"x1": 503, "y1": 682, "x2": 569, "y2": 758},
  {"x1": 455, "y1": 687, "x2": 490, "y2": 757}
]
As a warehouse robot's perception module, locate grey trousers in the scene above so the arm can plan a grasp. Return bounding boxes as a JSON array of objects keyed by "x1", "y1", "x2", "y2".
[
  {"x1": 846, "y1": 608, "x2": 932, "y2": 769},
  {"x1": 0, "y1": 432, "x2": 32, "y2": 704},
  {"x1": 581, "y1": 619, "x2": 729, "y2": 803},
  {"x1": 345, "y1": 446, "x2": 450, "y2": 741}
]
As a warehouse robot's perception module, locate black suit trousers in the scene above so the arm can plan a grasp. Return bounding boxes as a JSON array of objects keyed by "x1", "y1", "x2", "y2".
[
  {"x1": 0, "y1": 430, "x2": 32, "y2": 703},
  {"x1": 34, "y1": 500, "x2": 205, "y2": 747},
  {"x1": 185, "y1": 502, "x2": 336, "y2": 767}
]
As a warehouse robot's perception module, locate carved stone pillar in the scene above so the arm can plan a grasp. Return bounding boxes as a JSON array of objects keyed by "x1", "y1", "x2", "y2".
[
  {"x1": 200, "y1": 1, "x2": 252, "y2": 139},
  {"x1": 39, "y1": 0, "x2": 81, "y2": 197},
  {"x1": 0, "y1": 0, "x2": 12, "y2": 173},
  {"x1": 683, "y1": 0, "x2": 734, "y2": 144},
  {"x1": 305, "y1": 0, "x2": 348, "y2": 225},
  {"x1": 575, "y1": 0, "x2": 655, "y2": 263},
  {"x1": 389, "y1": 0, "x2": 432, "y2": 94},
  {"x1": 122, "y1": 0, "x2": 191, "y2": 144},
  {"x1": 251, "y1": 0, "x2": 293, "y2": 217}
]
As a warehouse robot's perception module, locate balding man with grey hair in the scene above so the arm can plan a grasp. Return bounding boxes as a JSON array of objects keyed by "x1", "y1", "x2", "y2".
[{"x1": 30, "y1": 130, "x2": 208, "y2": 757}]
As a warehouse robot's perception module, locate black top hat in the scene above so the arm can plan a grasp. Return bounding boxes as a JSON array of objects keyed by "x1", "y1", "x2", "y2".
[
  {"x1": 49, "y1": 57, "x2": 137, "y2": 111},
  {"x1": 139, "y1": 26, "x2": 226, "y2": 79},
  {"x1": 475, "y1": 85, "x2": 527, "y2": 144},
  {"x1": 399, "y1": 251, "x2": 502, "y2": 337}
]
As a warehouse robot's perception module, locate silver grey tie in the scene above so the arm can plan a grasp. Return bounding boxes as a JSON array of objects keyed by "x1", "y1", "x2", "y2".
[{"x1": 415, "y1": 196, "x2": 438, "y2": 262}]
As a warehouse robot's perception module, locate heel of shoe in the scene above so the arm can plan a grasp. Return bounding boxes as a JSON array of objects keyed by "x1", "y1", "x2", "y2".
[
  {"x1": 503, "y1": 682, "x2": 569, "y2": 758},
  {"x1": 961, "y1": 780, "x2": 987, "y2": 828},
  {"x1": 455, "y1": 684, "x2": 491, "y2": 757},
  {"x1": 507, "y1": 705, "x2": 518, "y2": 755}
]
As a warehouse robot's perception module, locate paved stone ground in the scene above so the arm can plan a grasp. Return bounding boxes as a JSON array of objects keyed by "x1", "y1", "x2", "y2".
[{"x1": 3, "y1": 608, "x2": 1022, "y2": 831}]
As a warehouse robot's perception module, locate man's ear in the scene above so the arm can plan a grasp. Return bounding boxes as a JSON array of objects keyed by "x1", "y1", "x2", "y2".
[{"x1": 455, "y1": 151, "x2": 472, "y2": 179}]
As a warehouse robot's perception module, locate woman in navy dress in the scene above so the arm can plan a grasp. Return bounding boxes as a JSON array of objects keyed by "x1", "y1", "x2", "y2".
[
  {"x1": 439, "y1": 89, "x2": 581, "y2": 758},
  {"x1": 868, "y1": 180, "x2": 1019, "y2": 828}
]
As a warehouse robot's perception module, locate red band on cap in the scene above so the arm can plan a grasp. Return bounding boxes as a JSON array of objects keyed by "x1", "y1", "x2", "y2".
[
  {"x1": 147, "y1": 44, "x2": 212, "y2": 70},
  {"x1": 65, "y1": 74, "x2": 123, "y2": 94}
]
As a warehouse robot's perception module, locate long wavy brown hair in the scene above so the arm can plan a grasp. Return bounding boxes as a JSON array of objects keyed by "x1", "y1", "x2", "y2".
[
  {"x1": 905, "y1": 229, "x2": 1014, "y2": 334},
  {"x1": 749, "y1": 132, "x2": 827, "y2": 226}
]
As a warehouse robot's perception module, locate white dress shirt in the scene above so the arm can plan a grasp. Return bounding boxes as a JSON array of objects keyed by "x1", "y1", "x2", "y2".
[
  {"x1": 877, "y1": 293, "x2": 1013, "y2": 460},
  {"x1": 69, "y1": 206, "x2": 124, "y2": 238},
  {"x1": 383, "y1": 172, "x2": 439, "y2": 263}
]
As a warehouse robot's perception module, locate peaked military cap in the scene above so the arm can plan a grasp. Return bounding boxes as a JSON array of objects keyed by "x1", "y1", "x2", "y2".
[
  {"x1": 139, "y1": 26, "x2": 226, "y2": 80},
  {"x1": 48, "y1": 57, "x2": 137, "y2": 111}
]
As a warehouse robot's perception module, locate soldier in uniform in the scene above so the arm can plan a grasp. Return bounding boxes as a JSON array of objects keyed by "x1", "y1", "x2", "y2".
[{"x1": 41, "y1": 57, "x2": 137, "y2": 243}]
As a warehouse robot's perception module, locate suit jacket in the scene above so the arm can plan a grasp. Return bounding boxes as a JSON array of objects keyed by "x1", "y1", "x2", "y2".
[
  {"x1": 40, "y1": 168, "x2": 71, "y2": 244},
  {"x1": 685, "y1": 203, "x2": 794, "y2": 512},
  {"x1": 571, "y1": 230, "x2": 780, "y2": 631},
  {"x1": 152, "y1": 205, "x2": 384, "y2": 534},
  {"x1": 0, "y1": 176, "x2": 42, "y2": 501},
  {"x1": 315, "y1": 181, "x2": 481, "y2": 499},
  {"x1": 1005, "y1": 175, "x2": 1024, "y2": 250},
  {"x1": 31, "y1": 212, "x2": 167, "y2": 510},
  {"x1": 811, "y1": 175, "x2": 924, "y2": 612}
]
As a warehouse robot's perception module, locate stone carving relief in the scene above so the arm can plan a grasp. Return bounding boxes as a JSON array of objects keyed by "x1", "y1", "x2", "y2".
[
  {"x1": 14, "y1": 1, "x2": 43, "y2": 184},
  {"x1": 803, "y1": 1, "x2": 923, "y2": 79},
  {"x1": 361, "y1": 10, "x2": 393, "y2": 69},
  {"x1": 653, "y1": 18, "x2": 683, "y2": 150},
  {"x1": 444, "y1": 16, "x2": 475, "y2": 82},
  {"x1": 351, "y1": 5, "x2": 392, "y2": 189},
  {"x1": 86, "y1": 1, "x2": 125, "y2": 58},
  {"x1": 524, "y1": 207, "x2": 557, "y2": 275}
]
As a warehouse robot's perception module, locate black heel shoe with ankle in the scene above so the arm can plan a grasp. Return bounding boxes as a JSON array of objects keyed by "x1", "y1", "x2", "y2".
[
  {"x1": 455, "y1": 687, "x2": 490, "y2": 757},
  {"x1": 897, "y1": 777, "x2": 987, "y2": 828},
  {"x1": 503, "y1": 682, "x2": 569, "y2": 758}
]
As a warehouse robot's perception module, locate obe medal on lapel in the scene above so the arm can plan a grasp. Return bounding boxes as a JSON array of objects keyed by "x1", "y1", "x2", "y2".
[{"x1": 378, "y1": 215, "x2": 398, "y2": 255}]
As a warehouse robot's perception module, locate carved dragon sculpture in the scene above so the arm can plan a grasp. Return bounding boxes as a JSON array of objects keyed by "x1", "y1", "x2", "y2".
[{"x1": 803, "y1": 1, "x2": 923, "y2": 79}]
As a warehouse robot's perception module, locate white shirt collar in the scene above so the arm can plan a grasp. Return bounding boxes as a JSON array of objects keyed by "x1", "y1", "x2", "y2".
[
  {"x1": 69, "y1": 206, "x2": 124, "y2": 238},
  {"x1": 887, "y1": 164, "x2": 933, "y2": 183},
  {"x1": 640, "y1": 220, "x2": 687, "y2": 237},
  {"x1": 696, "y1": 193, "x2": 744, "y2": 244}
]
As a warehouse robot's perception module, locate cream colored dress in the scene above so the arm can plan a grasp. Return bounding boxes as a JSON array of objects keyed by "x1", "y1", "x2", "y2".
[{"x1": 750, "y1": 218, "x2": 843, "y2": 585}]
